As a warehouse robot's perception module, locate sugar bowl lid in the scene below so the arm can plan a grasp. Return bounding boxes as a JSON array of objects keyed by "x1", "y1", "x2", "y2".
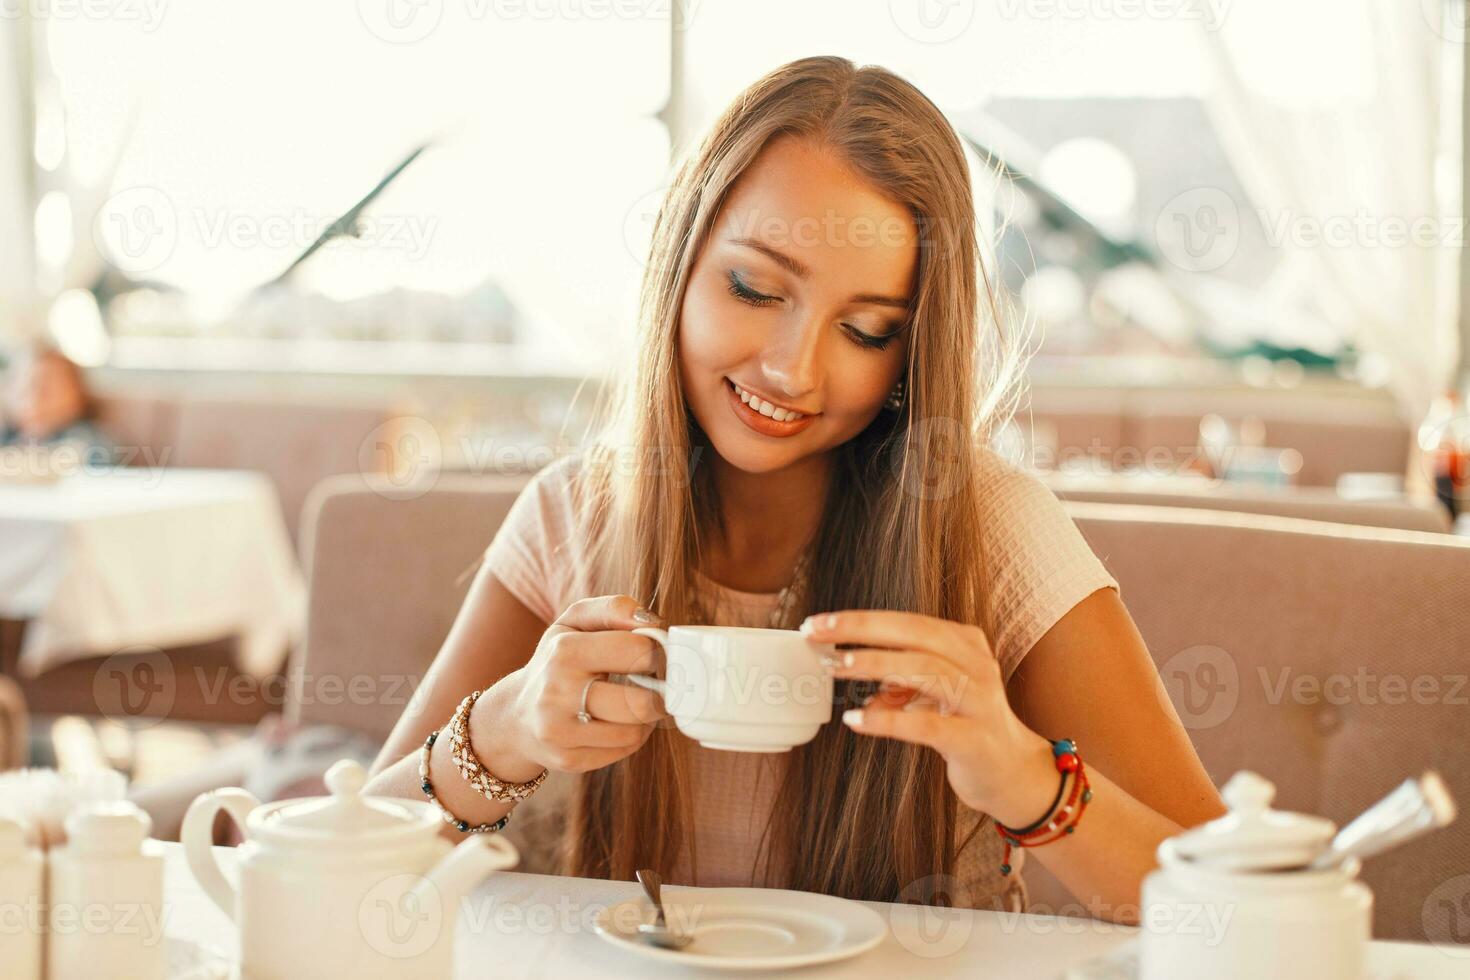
[
  {"x1": 1170, "y1": 771, "x2": 1336, "y2": 871},
  {"x1": 252, "y1": 758, "x2": 438, "y2": 848}
]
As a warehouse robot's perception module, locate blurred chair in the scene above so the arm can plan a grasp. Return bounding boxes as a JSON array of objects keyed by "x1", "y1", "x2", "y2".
[
  {"x1": 93, "y1": 392, "x2": 393, "y2": 542},
  {"x1": 1023, "y1": 503, "x2": 1470, "y2": 944},
  {"x1": 1029, "y1": 386, "x2": 1411, "y2": 488},
  {"x1": 1044, "y1": 478, "x2": 1450, "y2": 533},
  {"x1": 0, "y1": 675, "x2": 27, "y2": 769},
  {"x1": 128, "y1": 470, "x2": 532, "y2": 841},
  {"x1": 285, "y1": 472, "x2": 529, "y2": 738},
  {"x1": 170, "y1": 397, "x2": 392, "y2": 542},
  {"x1": 93, "y1": 394, "x2": 177, "y2": 465}
]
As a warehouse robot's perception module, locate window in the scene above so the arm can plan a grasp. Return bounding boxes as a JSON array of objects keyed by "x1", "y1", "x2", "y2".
[{"x1": 37, "y1": 1, "x2": 672, "y2": 369}]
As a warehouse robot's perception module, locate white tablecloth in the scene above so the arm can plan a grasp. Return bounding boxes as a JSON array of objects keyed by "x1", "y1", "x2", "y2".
[
  {"x1": 158, "y1": 843, "x2": 1467, "y2": 979},
  {"x1": 0, "y1": 468, "x2": 304, "y2": 678}
]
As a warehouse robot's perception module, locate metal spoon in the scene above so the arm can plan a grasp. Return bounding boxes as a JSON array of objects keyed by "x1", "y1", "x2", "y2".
[
  {"x1": 634, "y1": 868, "x2": 693, "y2": 950},
  {"x1": 1305, "y1": 771, "x2": 1457, "y2": 871}
]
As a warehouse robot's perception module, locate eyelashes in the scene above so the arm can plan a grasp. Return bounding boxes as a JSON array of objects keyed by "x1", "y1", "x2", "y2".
[
  {"x1": 724, "y1": 270, "x2": 897, "y2": 352},
  {"x1": 725, "y1": 270, "x2": 780, "y2": 308}
]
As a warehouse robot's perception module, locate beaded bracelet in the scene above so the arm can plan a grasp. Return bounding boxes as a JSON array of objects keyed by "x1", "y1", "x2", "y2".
[
  {"x1": 448, "y1": 689, "x2": 549, "y2": 803},
  {"x1": 995, "y1": 738, "x2": 1094, "y2": 875},
  {"x1": 420, "y1": 729, "x2": 511, "y2": 834}
]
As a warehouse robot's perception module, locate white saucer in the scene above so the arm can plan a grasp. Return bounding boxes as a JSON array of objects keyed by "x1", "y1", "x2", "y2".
[{"x1": 593, "y1": 885, "x2": 887, "y2": 971}]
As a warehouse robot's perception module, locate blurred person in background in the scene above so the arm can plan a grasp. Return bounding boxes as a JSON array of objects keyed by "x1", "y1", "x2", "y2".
[{"x1": 0, "y1": 347, "x2": 117, "y2": 466}]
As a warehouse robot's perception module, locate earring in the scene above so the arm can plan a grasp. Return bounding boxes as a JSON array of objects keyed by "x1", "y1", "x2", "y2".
[{"x1": 883, "y1": 378, "x2": 906, "y2": 412}]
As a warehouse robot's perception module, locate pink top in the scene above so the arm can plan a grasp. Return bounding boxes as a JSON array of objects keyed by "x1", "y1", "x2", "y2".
[{"x1": 483, "y1": 447, "x2": 1118, "y2": 912}]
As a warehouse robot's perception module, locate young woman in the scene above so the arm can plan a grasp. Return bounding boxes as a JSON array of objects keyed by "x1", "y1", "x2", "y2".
[{"x1": 365, "y1": 55, "x2": 1224, "y2": 922}]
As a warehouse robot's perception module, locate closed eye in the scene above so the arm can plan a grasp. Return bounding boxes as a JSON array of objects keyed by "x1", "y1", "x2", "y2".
[
  {"x1": 726, "y1": 270, "x2": 780, "y2": 307},
  {"x1": 725, "y1": 270, "x2": 899, "y2": 352}
]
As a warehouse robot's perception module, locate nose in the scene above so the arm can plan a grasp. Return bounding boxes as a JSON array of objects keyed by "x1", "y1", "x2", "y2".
[{"x1": 761, "y1": 312, "x2": 823, "y2": 401}]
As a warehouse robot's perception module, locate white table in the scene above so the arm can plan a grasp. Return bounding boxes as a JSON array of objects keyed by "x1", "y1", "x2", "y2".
[
  {"x1": 159, "y1": 843, "x2": 1467, "y2": 978},
  {"x1": 0, "y1": 468, "x2": 304, "y2": 678}
]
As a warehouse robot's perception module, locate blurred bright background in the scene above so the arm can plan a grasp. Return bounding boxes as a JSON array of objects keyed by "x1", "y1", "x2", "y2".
[{"x1": 6, "y1": 0, "x2": 1461, "y2": 402}]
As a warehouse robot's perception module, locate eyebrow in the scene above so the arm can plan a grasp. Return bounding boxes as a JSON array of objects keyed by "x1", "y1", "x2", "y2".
[{"x1": 729, "y1": 237, "x2": 912, "y2": 310}]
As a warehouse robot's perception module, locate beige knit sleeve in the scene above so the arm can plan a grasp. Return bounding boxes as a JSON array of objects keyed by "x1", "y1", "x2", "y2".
[{"x1": 975, "y1": 447, "x2": 1119, "y2": 684}]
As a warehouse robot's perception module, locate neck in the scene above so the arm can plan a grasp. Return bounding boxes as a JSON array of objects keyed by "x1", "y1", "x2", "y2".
[{"x1": 703, "y1": 451, "x2": 831, "y2": 593}]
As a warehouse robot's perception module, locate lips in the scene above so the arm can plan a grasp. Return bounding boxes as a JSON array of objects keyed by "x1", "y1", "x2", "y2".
[{"x1": 723, "y1": 377, "x2": 818, "y2": 438}]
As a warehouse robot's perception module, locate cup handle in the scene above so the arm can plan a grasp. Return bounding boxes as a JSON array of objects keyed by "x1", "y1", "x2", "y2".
[
  {"x1": 626, "y1": 627, "x2": 670, "y2": 698},
  {"x1": 180, "y1": 788, "x2": 260, "y2": 925}
]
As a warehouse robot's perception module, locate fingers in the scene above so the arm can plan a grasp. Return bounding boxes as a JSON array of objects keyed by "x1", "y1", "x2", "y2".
[
  {"x1": 581, "y1": 679, "x2": 668, "y2": 725},
  {"x1": 565, "y1": 718, "x2": 656, "y2": 750},
  {"x1": 557, "y1": 630, "x2": 663, "y2": 676},
  {"x1": 842, "y1": 701, "x2": 957, "y2": 751},
  {"x1": 802, "y1": 609, "x2": 992, "y2": 663},
  {"x1": 830, "y1": 647, "x2": 973, "y2": 715},
  {"x1": 553, "y1": 594, "x2": 661, "y2": 634}
]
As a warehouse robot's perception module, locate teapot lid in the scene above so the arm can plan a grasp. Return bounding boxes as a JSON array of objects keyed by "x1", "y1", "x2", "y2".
[
  {"x1": 256, "y1": 759, "x2": 437, "y2": 845},
  {"x1": 1171, "y1": 771, "x2": 1336, "y2": 871}
]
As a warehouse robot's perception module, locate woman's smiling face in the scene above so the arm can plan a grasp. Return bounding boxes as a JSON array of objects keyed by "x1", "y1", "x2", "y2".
[{"x1": 678, "y1": 135, "x2": 918, "y2": 475}]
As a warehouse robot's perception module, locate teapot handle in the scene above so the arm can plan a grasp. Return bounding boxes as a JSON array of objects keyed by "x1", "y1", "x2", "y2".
[{"x1": 180, "y1": 788, "x2": 260, "y2": 925}]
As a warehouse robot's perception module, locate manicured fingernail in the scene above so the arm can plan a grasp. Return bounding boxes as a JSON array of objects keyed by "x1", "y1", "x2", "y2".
[
  {"x1": 841, "y1": 652, "x2": 855, "y2": 667},
  {"x1": 842, "y1": 708, "x2": 863, "y2": 726},
  {"x1": 632, "y1": 607, "x2": 659, "y2": 624},
  {"x1": 802, "y1": 613, "x2": 837, "y2": 633}
]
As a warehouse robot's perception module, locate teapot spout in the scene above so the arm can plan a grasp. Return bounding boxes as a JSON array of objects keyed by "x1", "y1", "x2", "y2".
[{"x1": 416, "y1": 833, "x2": 520, "y2": 917}]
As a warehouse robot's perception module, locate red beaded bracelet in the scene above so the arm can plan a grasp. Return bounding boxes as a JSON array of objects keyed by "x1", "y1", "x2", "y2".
[{"x1": 995, "y1": 738, "x2": 1094, "y2": 875}]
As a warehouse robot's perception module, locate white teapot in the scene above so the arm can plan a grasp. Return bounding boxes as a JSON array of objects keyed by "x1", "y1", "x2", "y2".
[
  {"x1": 181, "y1": 757, "x2": 518, "y2": 979},
  {"x1": 1140, "y1": 770, "x2": 1372, "y2": 980}
]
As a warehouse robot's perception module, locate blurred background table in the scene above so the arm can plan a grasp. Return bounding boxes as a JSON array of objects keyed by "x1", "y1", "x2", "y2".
[{"x1": 0, "y1": 467, "x2": 303, "y2": 680}]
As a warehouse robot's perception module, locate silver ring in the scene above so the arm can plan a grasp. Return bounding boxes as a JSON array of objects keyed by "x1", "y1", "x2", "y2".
[{"x1": 577, "y1": 676, "x2": 598, "y2": 724}]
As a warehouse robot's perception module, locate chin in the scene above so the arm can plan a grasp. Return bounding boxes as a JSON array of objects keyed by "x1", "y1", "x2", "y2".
[{"x1": 705, "y1": 430, "x2": 804, "y2": 475}]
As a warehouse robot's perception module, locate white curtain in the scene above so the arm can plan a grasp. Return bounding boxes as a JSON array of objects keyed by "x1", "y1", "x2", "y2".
[
  {"x1": 1197, "y1": 0, "x2": 1461, "y2": 420},
  {"x1": 0, "y1": 15, "x2": 39, "y2": 347}
]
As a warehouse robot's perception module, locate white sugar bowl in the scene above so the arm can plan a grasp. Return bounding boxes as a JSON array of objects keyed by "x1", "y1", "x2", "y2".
[{"x1": 1140, "y1": 771, "x2": 1372, "y2": 980}]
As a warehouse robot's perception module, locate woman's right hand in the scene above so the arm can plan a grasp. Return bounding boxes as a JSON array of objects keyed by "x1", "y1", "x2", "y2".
[{"x1": 474, "y1": 594, "x2": 671, "y2": 777}]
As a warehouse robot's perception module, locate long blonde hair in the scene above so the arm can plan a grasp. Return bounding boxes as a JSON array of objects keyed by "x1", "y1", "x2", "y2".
[{"x1": 560, "y1": 55, "x2": 1025, "y2": 903}]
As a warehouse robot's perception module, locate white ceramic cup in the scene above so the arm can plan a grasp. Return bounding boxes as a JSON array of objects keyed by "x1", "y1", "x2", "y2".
[{"x1": 627, "y1": 626, "x2": 836, "y2": 752}]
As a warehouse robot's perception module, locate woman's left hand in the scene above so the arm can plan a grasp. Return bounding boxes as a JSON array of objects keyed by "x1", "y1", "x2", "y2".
[{"x1": 800, "y1": 609, "x2": 1058, "y2": 828}]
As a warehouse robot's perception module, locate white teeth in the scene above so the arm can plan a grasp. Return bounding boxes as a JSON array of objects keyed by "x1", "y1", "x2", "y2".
[{"x1": 731, "y1": 381, "x2": 804, "y2": 422}]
